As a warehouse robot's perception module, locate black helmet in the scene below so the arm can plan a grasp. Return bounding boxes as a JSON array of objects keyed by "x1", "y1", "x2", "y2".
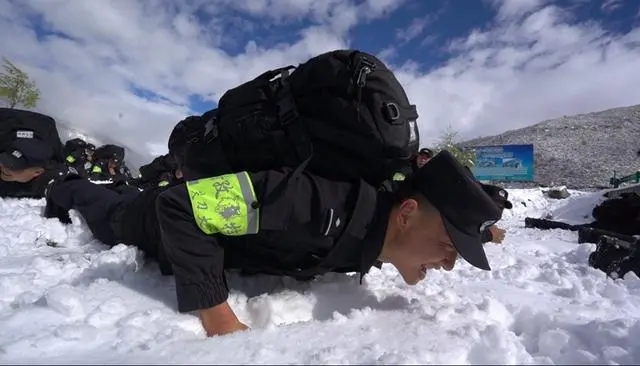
[
  {"x1": 168, "y1": 115, "x2": 206, "y2": 156},
  {"x1": 419, "y1": 147, "x2": 434, "y2": 158},
  {"x1": 93, "y1": 144, "x2": 125, "y2": 162},
  {"x1": 63, "y1": 138, "x2": 87, "y2": 152}
]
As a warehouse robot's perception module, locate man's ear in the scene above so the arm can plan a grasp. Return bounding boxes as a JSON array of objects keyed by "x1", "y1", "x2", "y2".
[
  {"x1": 396, "y1": 198, "x2": 419, "y2": 231},
  {"x1": 33, "y1": 167, "x2": 45, "y2": 176}
]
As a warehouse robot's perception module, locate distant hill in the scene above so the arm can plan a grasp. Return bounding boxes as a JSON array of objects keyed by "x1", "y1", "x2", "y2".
[{"x1": 462, "y1": 104, "x2": 640, "y2": 189}]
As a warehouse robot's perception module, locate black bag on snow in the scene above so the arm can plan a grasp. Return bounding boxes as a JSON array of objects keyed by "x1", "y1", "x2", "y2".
[
  {"x1": 588, "y1": 235, "x2": 640, "y2": 279},
  {"x1": 591, "y1": 192, "x2": 640, "y2": 235},
  {"x1": 192, "y1": 49, "x2": 420, "y2": 188},
  {"x1": 0, "y1": 108, "x2": 64, "y2": 162}
]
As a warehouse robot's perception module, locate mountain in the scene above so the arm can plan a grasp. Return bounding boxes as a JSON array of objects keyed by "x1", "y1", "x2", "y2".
[{"x1": 462, "y1": 104, "x2": 640, "y2": 189}]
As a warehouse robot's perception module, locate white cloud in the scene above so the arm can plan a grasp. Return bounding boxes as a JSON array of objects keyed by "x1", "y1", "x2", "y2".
[
  {"x1": 490, "y1": 0, "x2": 553, "y2": 22},
  {"x1": 396, "y1": 16, "x2": 432, "y2": 43},
  {"x1": 393, "y1": 1, "x2": 640, "y2": 144},
  {"x1": 0, "y1": 0, "x2": 368, "y2": 168},
  {"x1": 0, "y1": 0, "x2": 411, "y2": 169},
  {"x1": 1, "y1": 0, "x2": 639, "y2": 171},
  {"x1": 600, "y1": 0, "x2": 624, "y2": 13}
]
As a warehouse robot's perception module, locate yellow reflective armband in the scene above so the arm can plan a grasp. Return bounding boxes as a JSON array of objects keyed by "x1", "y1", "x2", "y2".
[{"x1": 186, "y1": 171, "x2": 259, "y2": 236}]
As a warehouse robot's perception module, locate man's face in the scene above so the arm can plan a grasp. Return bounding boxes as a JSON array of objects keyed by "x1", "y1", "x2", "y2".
[
  {"x1": 384, "y1": 199, "x2": 458, "y2": 285},
  {"x1": 416, "y1": 154, "x2": 431, "y2": 168},
  {"x1": 107, "y1": 159, "x2": 119, "y2": 175},
  {"x1": 0, "y1": 163, "x2": 44, "y2": 183}
]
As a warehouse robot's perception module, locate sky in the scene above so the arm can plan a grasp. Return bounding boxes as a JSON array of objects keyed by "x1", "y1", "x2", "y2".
[{"x1": 1, "y1": 0, "x2": 640, "y2": 167}]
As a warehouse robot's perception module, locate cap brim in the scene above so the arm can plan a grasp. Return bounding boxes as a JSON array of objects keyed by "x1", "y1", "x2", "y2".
[
  {"x1": 0, "y1": 152, "x2": 27, "y2": 171},
  {"x1": 442, "y1": 216, "x2": 491, "y2": 271}
]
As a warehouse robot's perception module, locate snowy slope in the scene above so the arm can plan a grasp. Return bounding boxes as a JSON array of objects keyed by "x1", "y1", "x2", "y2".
[
  {"x1": 1, "y1": 188, "x2": 640, "y2": 364},
  {"x1": 462, "y1": 104, "x2": 640, "y2": 189}
]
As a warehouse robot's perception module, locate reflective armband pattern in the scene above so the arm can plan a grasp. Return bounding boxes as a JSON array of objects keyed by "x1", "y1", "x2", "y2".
[{"x1": 186, "y1": 171, "x2": 259, "y2": 236}]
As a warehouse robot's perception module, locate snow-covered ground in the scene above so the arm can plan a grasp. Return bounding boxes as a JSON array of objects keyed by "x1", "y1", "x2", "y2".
[{"x1": 1, "y1": 187, "x2": 640, "y2": 364}]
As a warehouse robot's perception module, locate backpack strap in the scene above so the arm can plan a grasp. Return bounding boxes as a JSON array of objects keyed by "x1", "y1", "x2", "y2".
[
  {"x1": 272, "y1": 71, "x2": 312, "y2": 163},
  {"x1": 294, "y1": 178, "x2": 378, "y2": 278}
]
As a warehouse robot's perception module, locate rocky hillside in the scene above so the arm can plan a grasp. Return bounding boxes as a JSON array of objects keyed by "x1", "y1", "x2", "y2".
[{"x1": 462, "y1": 104, "x2": 640, "y2": 189}]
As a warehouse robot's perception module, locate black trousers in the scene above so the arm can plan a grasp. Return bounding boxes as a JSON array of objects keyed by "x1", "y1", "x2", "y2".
[{"x1": 48, "y1": 179, "x2": 138, "y2": 246}]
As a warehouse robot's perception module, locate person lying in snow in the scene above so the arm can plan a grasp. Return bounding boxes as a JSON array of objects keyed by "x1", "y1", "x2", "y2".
[
  {"x1": 525, "y1": 192, "x2": 640, "y2": 278},
  {"x1": 45, "y1": 147, "x2": 503, "y2": 337},
  {"x1": 157, "y1": 148, "x2": 505, "y2": 337},
  {"x1": 44, "y1": 48, "x2": 513, "y2": 338},
  {"x1": 88, "y1": 144, "x2": 134, "y2": 182},
  {"x1": 62, "y1": 137, "x2": 95, "y2": 178},
  {"x1": 43, "y1": 114, "x2": 201, "y2": 265}
]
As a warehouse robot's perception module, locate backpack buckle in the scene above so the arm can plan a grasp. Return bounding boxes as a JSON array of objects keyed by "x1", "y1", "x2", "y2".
[
  {"x1": 382, "y1": 102, "x2": 400, "y2": 121},
  {"x1": 355, "y1": 57, "x2": 376, "y2": 88},
  {"x1": 203, "y1": 118, "x2": 218, "y2": 143}
]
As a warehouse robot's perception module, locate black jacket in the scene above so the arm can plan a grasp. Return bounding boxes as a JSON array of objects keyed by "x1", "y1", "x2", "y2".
[
  {"x1": 155, "y1": 168, "x2": 390, "y2": 313},
  {"x1": 110, "y1": 184, "x2": 174, "y2": 273},
  {"x1": 63, "y1": 148, "x2": 92, "y2": 178}
]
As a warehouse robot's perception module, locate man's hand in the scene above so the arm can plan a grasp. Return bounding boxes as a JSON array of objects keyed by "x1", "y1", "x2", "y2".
[
  {"x1": 488, "y1": 225, "x2": 506, "y2": 243},
  {"x1": 198, "y1": 301, "x2": 250, "y2": 337}
]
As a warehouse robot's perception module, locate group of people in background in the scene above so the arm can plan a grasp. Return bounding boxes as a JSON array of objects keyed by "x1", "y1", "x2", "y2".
[{"x1": 0, "y1": 107, "x2": 186, "y2": 199}]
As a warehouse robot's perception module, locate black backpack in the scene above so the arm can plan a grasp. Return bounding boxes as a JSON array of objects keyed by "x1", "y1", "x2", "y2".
[
  {"x1": 588, "y1": 235, "x2": 640, "y2": 279},
  {"x1": 0, "y1": 108, "x2": 64, "y2": 162},
  {"x1": 592, "y1": 192, "x2": 640, "y2": 235},
  {"x1": 191, "y1": 49, "x2": 420, "y2": 188}
]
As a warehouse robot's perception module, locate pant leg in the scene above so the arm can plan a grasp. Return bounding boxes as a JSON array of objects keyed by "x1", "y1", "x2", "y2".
[{"x1": 48, "y1": 179, "x2": 132, "y2": 246}]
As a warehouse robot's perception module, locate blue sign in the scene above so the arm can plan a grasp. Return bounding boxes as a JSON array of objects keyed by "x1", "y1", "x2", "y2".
[{"x1": 470, "y1": 144, "x2": 534, "y2": 182}]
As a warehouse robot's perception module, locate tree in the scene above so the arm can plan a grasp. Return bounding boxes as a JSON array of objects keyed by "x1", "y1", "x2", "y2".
[
  {"x1": 433, "y1": 125, "x2": 477, "y2": 167},
  {"x1": 0, "y1": 57, "x2": 40, "y2": 109}
]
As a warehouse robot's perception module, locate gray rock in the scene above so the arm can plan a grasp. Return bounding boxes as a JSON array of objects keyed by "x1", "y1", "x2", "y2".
[
  {"x1": 546, "y1": 187, "x2": 570, "y2": 199},
  {"x1": 462, "y1": 104, "x2": 640, "y2": 189}
]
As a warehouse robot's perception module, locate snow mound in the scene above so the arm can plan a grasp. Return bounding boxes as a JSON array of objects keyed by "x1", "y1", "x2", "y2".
[{"x1": 1, "y1": 188, "x2": 640, "y2": 364}]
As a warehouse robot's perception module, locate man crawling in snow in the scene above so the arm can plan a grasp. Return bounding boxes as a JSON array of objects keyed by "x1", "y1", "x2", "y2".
[
  {"x1": 42, "y1": 49, "x2": 514, "y2": 337},
  {"x1": 43, "y1": 116, "x2": 511, "y2": 337}
]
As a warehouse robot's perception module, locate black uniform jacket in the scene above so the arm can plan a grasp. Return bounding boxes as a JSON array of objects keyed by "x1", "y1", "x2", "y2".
[{"x1": 155, "y1": 167, "x2": 392, "y2": 313}]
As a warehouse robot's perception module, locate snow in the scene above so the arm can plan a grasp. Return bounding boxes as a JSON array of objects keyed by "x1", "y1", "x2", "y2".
[{"x1": 1, "y1": 188, "x2": 640, "y2": 364}]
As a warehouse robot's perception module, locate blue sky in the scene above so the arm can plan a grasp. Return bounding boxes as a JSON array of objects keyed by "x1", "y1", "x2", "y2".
[
  {"x1": 176, "y1": 0, "x2": 640, "y2": 114},
  {"x1": 1, "y1": 0, "x2": 640, "y2": 168}
]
